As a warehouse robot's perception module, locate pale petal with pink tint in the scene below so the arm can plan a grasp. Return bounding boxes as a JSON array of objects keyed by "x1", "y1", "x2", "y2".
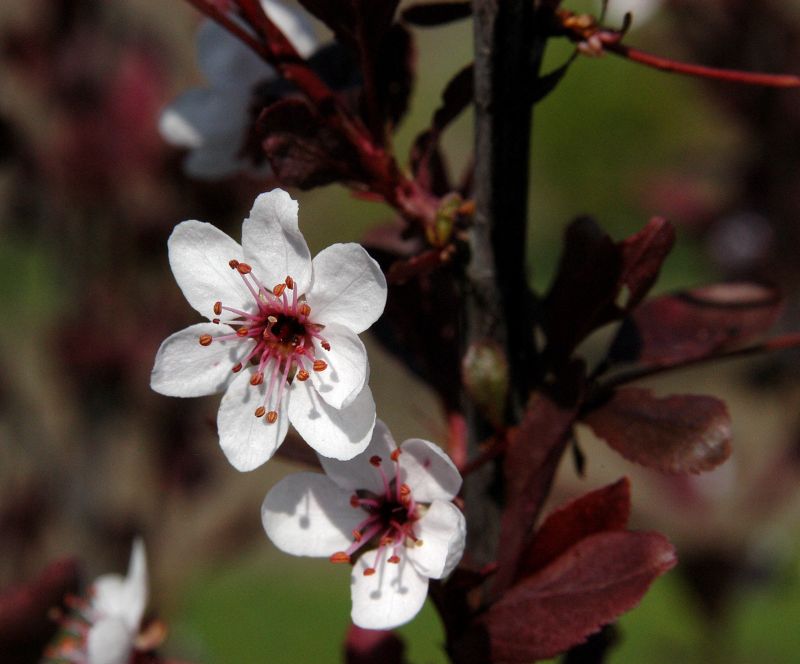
[
  {"x1": 261, "y1": 472, "x2": 362, "y2": 556},
  {"x1": 350, "y1": 550, "x2": 429, "y2": 630},
  {"x1": 217, "y1": 371, "x2": 289, "y2": 471},
  {"x1": 168, "y1": 220, "x2": 249, "y2": 317},
  {"x1": 307, "y1": 243, "x2": 388, "y2": 334},
  {"x1": 399, "y1": 438, "x2": 463, "y2": 502},
  {"x1": 318, "y1": 419, "x2": 398, "y2": 495},
  {"x1": 150, "y1": 323, "x2": 246, "y2": 397},
  {"x1": 288, "y1": 380, "x2": 375, "y2": 460},
  {"x1": 242, "y1": 189, "x2": 312, "y2": 293},
  {"x1": 309, "y1": 323, "x2": 368, "y2": 409},
  {"x1": 406, "y1": 501, "x2": 467, "y2": 579}
]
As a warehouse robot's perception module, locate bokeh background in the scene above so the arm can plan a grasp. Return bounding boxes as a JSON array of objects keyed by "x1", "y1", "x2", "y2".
[{"x1": 2, "y1": 0, "x2": 800, "y2": 661}]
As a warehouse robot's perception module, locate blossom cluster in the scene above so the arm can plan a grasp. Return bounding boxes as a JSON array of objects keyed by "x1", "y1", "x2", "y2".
[{"x1": 151, "y1": 188, "x2": 466, "y2": 629}]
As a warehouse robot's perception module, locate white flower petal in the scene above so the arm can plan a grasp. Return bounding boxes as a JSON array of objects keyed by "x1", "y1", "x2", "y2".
[
  {"x1": 399, "y1": 439, "x2": 463, "y2": 502},
  {"x1": 351, "y1": 549, "x2": 429, "y2": 630},
  {"x1": 262, "y1": 472, "x2": 362, "y2": 557},
  {"x1": 288, "y1": 380, "x2": 375, "y2": 460},
  {"x1": 309, "y1": 323, "x2": 367, "y2": 409},
  {"x1": 406, "y1": 501, "x2": 466, "y2": 579},
  {"x1": 87, "y1": 617, "x2": 132, "y2": 664},
  {"x1": 197, "y1": 20, "x2": 272, "y2": 90},
  {"x1": 319, "y1": 419, "x2": 398, "y2": 494},
  {"x1": 242, "y1": 190, "x2": 312, "y2": 293},
  {"x1": 306, "y1": 244, "x2": 387, "y2": 334},
  {"x1": 151, "y1": 323, "x2": 245, "y2": 397},
  {"x1": 217, "y1": 370, "x2": 289, "y2": 471},
  {"x1": 261, "y1": 0, "x2": 317, "y2": 57},
  {"x1": 168, "y1": 220, "x2": 250, "y2": 317},
  {"x1": 92, "y1": 539, "x2": 148, "y2": 633}
]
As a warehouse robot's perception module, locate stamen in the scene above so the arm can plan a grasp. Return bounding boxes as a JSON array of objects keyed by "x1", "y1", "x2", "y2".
[
  {"x1": 267, "y1": 411, "x2": 278, "y2": 424},
  {"x1": 370, "y1": 455, "x2": 382, "y2": 467},
  {"x1": 330, "y1": 552, "x2": 351, "y2": 564},
  {"x1": 198, "y1": 334, "x2": 213, "y2": 346},
  {"x1": 388, "y1": 555, "x2": 401, "y2": 564},
  {"x1": 299, "y1": 303, "x2": 311, "y2": 317},
  {"x1": 350, "y1": 495, "x2": 360, "y2": 508},
  {"x1": 297, "y1": 370, "x2": 310, "y2": 381},
  {"x1": 236, "y1": 262, "x2": 252, "y2": 274},
  {"x1": 285, "y1": 275, "x2": 294, "y2": 290},
  {"x1": 390, "y1": 449, "x2": 401, "y2": 462},
  {"x1": 363, "y1": 567, "x2": 376, "y2": 576},
  {"x1": 352, "y1": 529, "x2": 363, "y2": 542},
  {"x1": 250, "y1": 372, "x2": 264, "y2": 386},
  {"x1": 313, "y1": 360, "x2": 327, "y2": 372},
  {"x1": 213, "y1": 301, "x2": 222, "y2": 315},
  {"x1": 236, "y1": 327, "x2": 249, "y2": 337},
  {"x1": 255, "y1": 406, "x2": 266, "y2": 418},
  {"x1": 273, "y1": 283, "x2": 286, "y2": 297},
  {"x1": 321, "y1": 340, "x2": 331, "y2": 351},
  {"x1": 232, "y1": 363, "x2": 243, "y2": 373},
  {"x1": 212, "y1": 318, "x2": 220, "y2": 324},
  {"x1": 229, "y1": 259, "x2": 240, "y2": 269}
]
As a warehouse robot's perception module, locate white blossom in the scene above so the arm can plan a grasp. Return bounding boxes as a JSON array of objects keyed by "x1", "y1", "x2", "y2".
[
  {"x1": 151, "y1": 189, "x2": 386, "y2": 470},
  {"x1": 262, "y1": 421, "x2": 466, "y2": 629},
  {"x1": 159, "y1": 0, "x2": 317, "y2": 179}
]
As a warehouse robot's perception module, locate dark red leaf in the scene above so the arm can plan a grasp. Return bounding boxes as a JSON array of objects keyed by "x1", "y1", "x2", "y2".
[
  {"x1": 0, "y1": 559, "x2": 80, "y2": 663},
  {"x1": 480, "y1": 531, "x2": 676, "y2": 662},
  {"x1": 542, "y1": 217, "x2": 622, "y2": 365},
  {"x1": 618, "y1": 216, "x2": 675, "y2": 310},
  {"x1": 260, "y1": 98, "x2": 366, "y2": 189},
  {"x1": 345, "y1": 624, "x2": 406, "y2": 664},
  {"x1": 402, "y1": 2, "x2": 472, "y2": 26},
  {"x1": 366, "y1": 24, "x2": 415, "y2": 129},
  {"x1": 583, "y1": 388, "x2": 732, "y2": 474},
  {"x1": 609, "y1": 282, "x2": 783, "y2": 365},
  {"x1": 493, "y1": 368, "x2": 584, "y2": 594},
  {"x1": 517, "y1": 478, "x2": 631, "y2": 579}
]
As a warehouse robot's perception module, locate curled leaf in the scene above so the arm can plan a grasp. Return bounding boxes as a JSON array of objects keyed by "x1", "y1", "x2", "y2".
[{"x1": 583, "y1": 388, "x2": 732, "y2": 474}]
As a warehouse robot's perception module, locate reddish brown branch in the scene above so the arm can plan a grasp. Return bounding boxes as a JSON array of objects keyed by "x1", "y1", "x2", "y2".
[{"x1": 605, "y1": 42, "x2": 800, "y2": 88}]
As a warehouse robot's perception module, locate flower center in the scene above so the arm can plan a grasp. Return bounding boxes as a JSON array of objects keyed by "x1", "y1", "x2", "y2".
[
  {"x1": 197, "y1": 259, "x2": 330, "y2": 423},
  {"x1": 329, "y1": 449, "x2": 423, "y2": 576}
]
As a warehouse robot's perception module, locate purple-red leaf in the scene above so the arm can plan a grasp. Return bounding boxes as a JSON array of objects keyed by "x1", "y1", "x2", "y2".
[
  {"x1": 517, "y1": 478, "x2": 631, "y2": 579},
  {"x1": 618, "y1": 216, "x2": 675, "y2": 310},
  {"x1": 609, "y1": 282, "x2": 783, "y2": 365},
  {"x1": 583, "y1": 388, "x2": 732, "y2": 474},
  {"x1": 402, "y1": 2, "x2": 472, "y2": 26},
  {"x1": 260, "y1": 98, "x2": 366, "y2": 189},
  {"x1": 493, "y1": 367, "x2": 584, "y2": 594},
  {"x1": 480, "y1": 530, "x2": 676, "y2": 662}
]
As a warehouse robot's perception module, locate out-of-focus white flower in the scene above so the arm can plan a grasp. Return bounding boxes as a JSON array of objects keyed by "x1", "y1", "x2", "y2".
[
  {"x1": 262, "y1": 420, "x2": 466, "y2": 629},
  {"x1": 159, "y1": 0, "x2": 317, "y2": 179},
  {"x1": 44, "y1": 540, "x2": 148, "y2": 664},
  {"x1": 600, "y1": 0, "x2": 662, "y2": 27},
  {"x1": 151, "y1": 189, "x2": 386, "y2": 470}
]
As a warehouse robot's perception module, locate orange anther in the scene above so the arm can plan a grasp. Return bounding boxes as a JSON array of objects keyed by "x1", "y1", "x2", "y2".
[
  {"x1": 255, "y1": 406, "x2": 266, "y2": 418},
  {"x1": 198, "y1": 334, "x2": 213, "y2": 346},
  {"x1": 267, "y1": 411, "x2": 278, "y2": 424},
  {"x1": 236, "y1": 327, "x2": 249, "y2": 337},
  {"x1": 350, "y1": 495, "x2": 360, "y2": 508},
  {"x1": 388, "y1": 555, "x2": 400, "y2": 564},
  {"x1": 313, "y1": 360, "x2": 327, "y2": 372},
  {"x1": 273, "y1": 283, "x2": 286, "y2": 297},
  {"x1": 213, "y1": 301, "x2": 222, "y2": 315},
  {"x1": 390, "y1": 449, "x2": 401, "y2": 462},
  {"x1": 321, "y1": 340, "x2": 331, "y2": 351},
  {"x1": 330, "y1": 552, "x2": 350, "y2": 564},
  {"x1": 232, "y1": 363, "x2": 243, "y2": 373},
  {"x1": 236, "y1": 262, "x2": 252, "y2": 274},
  {"x1": 363, "y1": 568, "x2": 376, "y2": 577},
  {"x1": 399, "y1": 483, "x2": 411, "y2": 496},
  {"x1": 285, "y1": 275, "x2": 294, "y2": 290},
  {"x1": 296, "y1": 370, "x2": 310, "y2": 381},
  {"x1": 369, "y1": 455, "x2": 382, "y2": 467},
  {"x1": 229, "y1": 259, "x2": 240, "y2": 269},
  {"x1": 212, "y1": 318, "x2": 220, "y2": 324},
  {"x1": 299, "y1": 303, "x2": 311, "y2": 317},
  {"x1": 250, "y1": 372, "x2": 264, "y2": 386}
]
